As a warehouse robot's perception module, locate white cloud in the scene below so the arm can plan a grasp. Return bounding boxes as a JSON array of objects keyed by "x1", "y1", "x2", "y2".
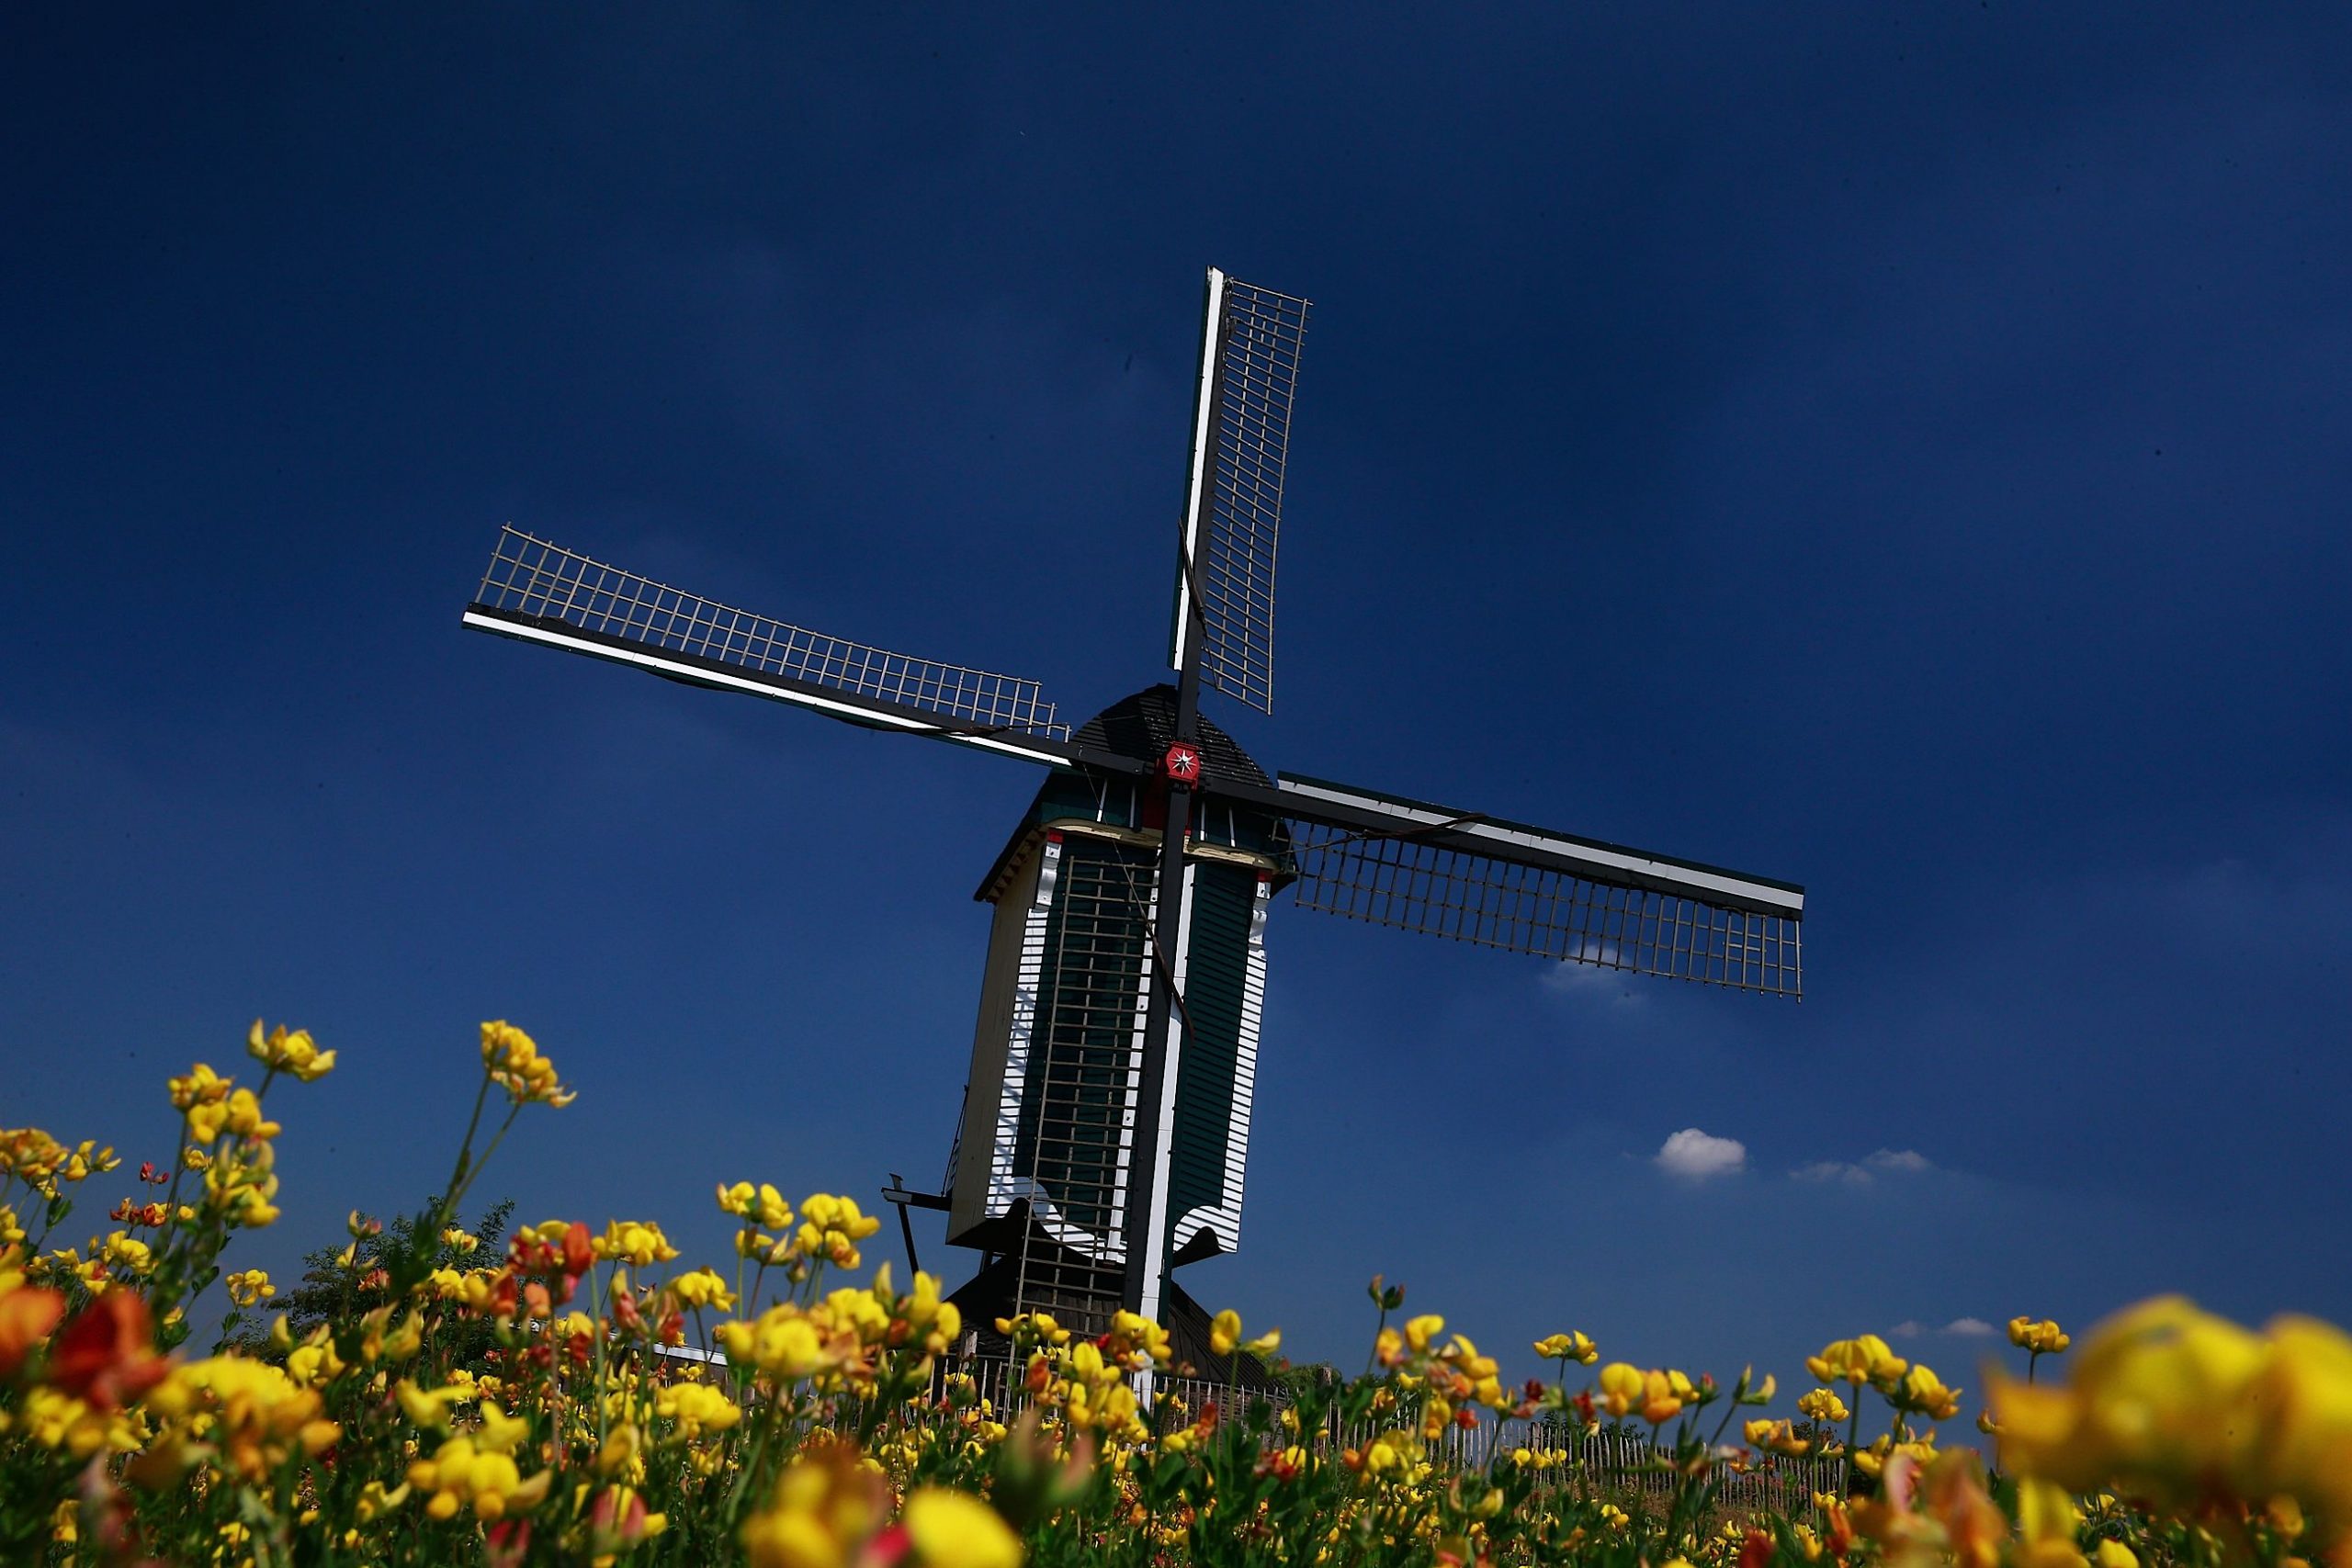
[
  {"x1": 1890, "y1": 1317, "x2": 1996, "y2": 1339},
  {"x1": 1541, "y1": 947, "x2": 1645, "y2": 1008},
  {"x1": 1656, "y1": 1128, "x2": 1747, "y2": 1179},
  {"x1": 1792, "y1": 1148, "x2": 1935, "y2": 1185}
]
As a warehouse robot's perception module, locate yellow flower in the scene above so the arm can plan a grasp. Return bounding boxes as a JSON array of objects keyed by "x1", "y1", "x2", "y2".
[
  {"x1": 595, "y1": 1422, "x2": 644, "y2": 1481},
  {"x1": 1641, "y1": 1369, "x2": 1690, "y2": 1425},
  {"x1": 202, "y1": 1141, "x2": 281, "y2": 1227},
  {"x1": 897, "y1": 1272, "x2": 967, "y2": 1358},
  {"x1": 408, "y1": 1434, "x2": 553, "y2": 1521},
  {"x1": 1534, "y1": 1331, "x2": 1599, "y2": 1364},
  {"x1": 395, "y1": 1379, "x2": 471, "y2": 1431},
  {"x1": 668, "y1": 1266, "x2": 738, "y2": 1314},
  {"x1": 2238, "y1": 1313, "x2": 2352, "y2": 1516},
  {"x1": 143, "y1": 1357, "x2": 338, "y2": 1483},
  {"x1": 717, "y1": 1306, "x2": 843, "y2": 1382},
  {"x1": 714, "y1": 1181, "x2": 795, "y2": 1230},
  {"x1": 188, "y1": 1087, "x2": 280, "y2": 1146},
  {"x1": 2009, "y1": 1316, "x2": 2072, "y2": 1355},
  {"x1": 474, "y1": 1399, "x2": 530, "y2": 1455},
  {"x1": 1597, "y1": 1362, "x2": 1646, "y2": 1419},
  {"x1": 655, "y1": 1380, "x2": 743, "y2": 1440},
  {"x1": 1990, "y1": 1295, "x2": 2264, "y2": 1497},
  {"x1": 17, "y1": 1386, "x2": 142, "y2": 1460},
  {"x1": 224, "y1": 1269, "x2": 275, "y2": 1308},
  {"x1": 594, "y1": 1219, "x2": 680, "y2": 1268},
  {"x1": 741, "y1": 1452, "x2": 886, "y2": 1568},
  {"x1": 1807, "y1": 1335, "x2": 1906, "y2": 1388},
  {"x1": 99, "y1": 1233, "x2": 153, "y2": 1278},
  {"x1": 1746, "y1": 1417, "x2": 1812, "y2": 1456},
  {"x1": 167, "y1": 1064, "x2": 232, "y2": 1111},
  {"x1": 479, "y1": 1020, "x2": 575, "y2": 1108},
  {"x1": 1798, "y1": 1387, "x2": 1849, "y2": 1425},
  {"x1": 2015, "y1": 1478, "x2": 2087, "y2": 1568},
  {"x1": 2093, "y1": 1542, "x2": 2137, "y2": 1568},
  {"x1": 1891, "y1": 1363, "x2": 1962, "y2": 1421},
  {"x1": 791, "y1": 1194, "x2": 881, "y2": 1270},
  {"x1": 355, "y1": 1481, "x2": 411, "y2": 1523},
  {"x1": 1210, "y1": 1309, "x2": 1242, "y2": 1358},
  {"x1": 902, "y1": 1488, "x2": 1022, "y2": 1568},
  {"x1": 247, "y1": 1020, "x2": 335, "y2": 1081}
]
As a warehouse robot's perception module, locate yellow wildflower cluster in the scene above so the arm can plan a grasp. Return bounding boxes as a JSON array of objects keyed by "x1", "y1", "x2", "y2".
[
  {"x1": 1598, "y1": 1361, "x2": 1709, "y2": 1425},
  {"x1": 793, "y1": 1192, "x2": 882, "y2": 1269},
  {"x1": 1993, "y1": 1295, "x2": 2352, "y2": 1519},
  {"x1": 1808, "y1": 1332, "x2": 1910, "y2": 1388},
  {"x1": 1533, "y1": 1330, "x2": 1599, "y2": 1366},
  {"x1": 0, "y1": 1127, "x2": 118, "y2": 1199},
  {"x1": 1208, "y1": 1306, "x2": 1279, "y2": 1359},
  {"x1": 480, "y1": 1018, "x2": 575, "y2": 1107},
  {"x1": 1798, "y1": 1385, "x2": 1851, "y2": 1425},
  {"x1": 3, "y1": 1014, "x2": 2347, "y2": 1568},
  {"x1": 594, "y1": 1219, "x2": 680, "y2": 1268},
  {"x1": 246, "y1": 1019, "x2": 336, "y2": 1082},
  {"x1": 410, "y1": 1426, "x2": 552, "y2": 1520},
  {"x1": 2010, "y1": 1315, "x2": 2073, "y2": 1356},
  {"x1": 715, "y1": 1262, "x2": 963, "y2": 1396},
  {"x1": 140, "y1": 1354, "x2": 340, "y2": 1483}
]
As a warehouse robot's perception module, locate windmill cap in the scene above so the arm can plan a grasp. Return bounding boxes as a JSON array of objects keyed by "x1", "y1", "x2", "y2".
[{"x1": 1069, "y1": 684, "x2": 1271, "y2": 789}]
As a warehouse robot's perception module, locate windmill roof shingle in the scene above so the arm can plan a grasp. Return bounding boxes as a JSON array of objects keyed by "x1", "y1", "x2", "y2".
[{"x1": 1069, "y1": 684, "x2": 1272, "y2": 789}]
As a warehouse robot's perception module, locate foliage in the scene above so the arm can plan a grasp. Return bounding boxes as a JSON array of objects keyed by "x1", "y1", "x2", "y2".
[
  {"x1": 0, "y1": 1018, "x2": 2346, "y2": 1567},
  {"x1": 216, "y1": 1198, "x2": 514, "y2": 1363}
]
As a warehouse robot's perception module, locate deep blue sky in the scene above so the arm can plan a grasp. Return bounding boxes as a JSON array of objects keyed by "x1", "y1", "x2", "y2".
[{"x1": 7, "y1": 6, "x2": 2350, "y2": 1407}]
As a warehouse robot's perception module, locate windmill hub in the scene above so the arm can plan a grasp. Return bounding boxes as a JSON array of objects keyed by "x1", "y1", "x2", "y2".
[{"x1": 460, "y1": 266, "x2": 1805, "y2": 1363}]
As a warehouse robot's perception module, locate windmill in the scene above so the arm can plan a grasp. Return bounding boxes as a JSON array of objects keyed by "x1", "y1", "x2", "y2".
[{"x1": 461, "y1": 268, "x2": 1804, "y2": 1354}]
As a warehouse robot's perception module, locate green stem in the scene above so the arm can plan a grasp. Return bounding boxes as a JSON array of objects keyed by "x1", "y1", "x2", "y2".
[
  {"x1": 434, "y1": 1073, "x2": 494, "y2": 1230},
  {"x1": 447, "y1": 1104, "x2": 519, "y2": 1221}
]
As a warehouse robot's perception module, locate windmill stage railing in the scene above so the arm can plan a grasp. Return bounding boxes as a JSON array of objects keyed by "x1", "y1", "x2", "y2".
[{"x1": 472, "y1": 526, "x2": 1070, "y2": 739}]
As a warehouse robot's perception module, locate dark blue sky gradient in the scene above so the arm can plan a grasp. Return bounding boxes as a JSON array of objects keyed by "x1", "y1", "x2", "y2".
[{"x1": 7, "y1": 6, "x2": 2350, "y2": 1398}]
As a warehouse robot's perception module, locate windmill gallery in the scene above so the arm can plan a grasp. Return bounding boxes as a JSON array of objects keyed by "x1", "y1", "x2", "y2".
[{"x1": 461, "y1": 268, "x2": 1805, "y2": 1367}]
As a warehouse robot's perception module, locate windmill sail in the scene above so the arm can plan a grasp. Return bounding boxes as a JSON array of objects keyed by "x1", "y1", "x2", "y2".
[
  {"x1": 1208, "y1": 772, "x2": 1803, "y2": 996},
  {"x1": 1171, "y1": 270, "x2": 1310, "y2": 716},
  {"x1": 464, "y1": 526, "x2": 1095, "y2": 769}
]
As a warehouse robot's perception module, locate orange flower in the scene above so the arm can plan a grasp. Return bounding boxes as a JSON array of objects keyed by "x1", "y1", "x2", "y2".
[
  {"x1": 0, "y1": 1285, "x2": 66, "y2": 1380},
  {"x1": 48, "y1": 1290, "x2": 169, "y2": 1408}
]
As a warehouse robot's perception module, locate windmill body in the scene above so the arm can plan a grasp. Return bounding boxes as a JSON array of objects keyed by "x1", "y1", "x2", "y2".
[
  {"x1": 942, "y1": 690, "x2": 1285, "y2": 1338},
  {"x1": 461, "y1": 267, "x2": 1805, "y2": 1348}
]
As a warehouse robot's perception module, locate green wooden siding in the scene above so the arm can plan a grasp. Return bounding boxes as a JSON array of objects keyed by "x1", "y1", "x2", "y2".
[{"x1": 1165, "y1": 861, "x2": 1256, "y2": 1247}]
